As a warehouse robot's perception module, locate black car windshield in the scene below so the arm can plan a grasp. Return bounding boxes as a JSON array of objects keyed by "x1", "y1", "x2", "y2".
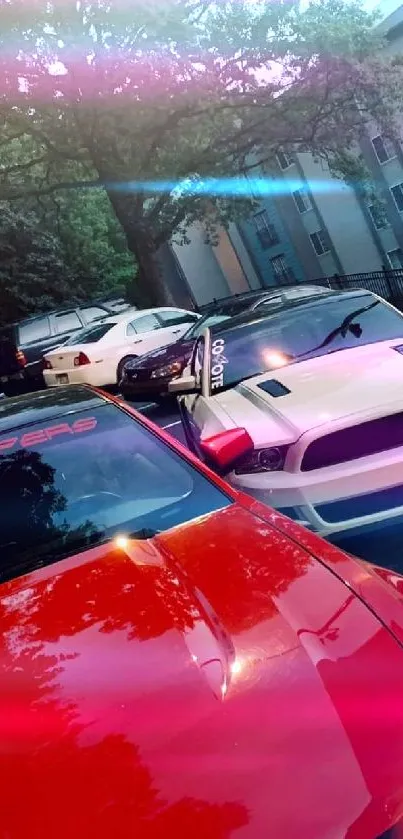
[
  {"x1": 0, "y1": 403, "x2": 231, "y2": 582},
  {"x1": 209, "y1": 294, "x2": 403, "y2": 392},
  {"x1": 63, "y1": 322, "x2": 117, "y2": 345},
  {"x1": 182, "y1": 313, "x2": 231, "y2": 340}
]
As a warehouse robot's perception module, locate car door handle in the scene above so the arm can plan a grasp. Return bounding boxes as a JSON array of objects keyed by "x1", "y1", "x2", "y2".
[
  {"x1": 172, "y1": 329, "x2": 182, "y2": 334},
  {"x1": 133, "y1": 339, "x2": 143, "y2": 344}
]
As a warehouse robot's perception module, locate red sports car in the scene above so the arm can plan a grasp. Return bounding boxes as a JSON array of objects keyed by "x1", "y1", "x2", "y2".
[{"x1": 1, "y1": 385, "x2": 403, "y2": 839}]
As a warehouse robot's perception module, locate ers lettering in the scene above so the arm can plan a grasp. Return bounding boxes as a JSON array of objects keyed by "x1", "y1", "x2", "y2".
[{"x1": 0, "y1": 417, "x2": 98, "y2": 453}]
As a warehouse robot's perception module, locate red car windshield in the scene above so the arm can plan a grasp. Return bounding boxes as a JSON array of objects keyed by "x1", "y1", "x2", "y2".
[{"x1": 0, "y1": 404, "x2": 231, "y2": 582}]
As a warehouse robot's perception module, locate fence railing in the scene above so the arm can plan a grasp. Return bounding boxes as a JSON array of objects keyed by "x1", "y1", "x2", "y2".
[
  {"x1": 197, "y1": 268, "x2": 403, "y2": 313},
  {"x1": 283, "y1": 269, "x2": 403, "y2": 304}
]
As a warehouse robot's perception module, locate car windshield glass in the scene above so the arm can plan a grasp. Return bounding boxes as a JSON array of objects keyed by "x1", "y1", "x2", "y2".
[
  {"x1": 182, "y1": 314, "x2": 231, "y2": 340},
  {"x1": 63, "y1": 322, "x2": 116, "y2": 345},
  {"x1": 209, "y1": 294, "x2": 403, "y2": 391},
  {"x1": 0, "y1": 404, "x2": 231, "y2": 582}
]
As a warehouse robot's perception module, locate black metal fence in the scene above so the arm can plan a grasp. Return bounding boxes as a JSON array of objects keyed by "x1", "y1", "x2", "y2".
[
  {"x1": 197, "y1": 268, "x2": 403, "y2": 313},
  {"x1": 288, "y1": 269, "x2": 403, "y2": 305}
]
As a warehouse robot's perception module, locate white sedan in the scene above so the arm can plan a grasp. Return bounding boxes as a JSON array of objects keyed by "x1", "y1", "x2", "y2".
[
  {"x1": 170, "y1": 289, "x2": 403, "y2": 537},
  {"x1": 43, "y1": 307, "x2": 199, "y2": 389}
]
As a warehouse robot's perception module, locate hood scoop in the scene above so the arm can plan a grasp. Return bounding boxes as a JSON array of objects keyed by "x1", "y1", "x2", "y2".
[{"x1": 257, "y1": 379, "x2": 291, "y2": 397}]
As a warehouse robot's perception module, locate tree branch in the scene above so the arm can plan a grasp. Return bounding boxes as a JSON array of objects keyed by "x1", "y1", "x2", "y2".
[{"x1": 0, "y1": 154, "x2": 50, "y2": 177}]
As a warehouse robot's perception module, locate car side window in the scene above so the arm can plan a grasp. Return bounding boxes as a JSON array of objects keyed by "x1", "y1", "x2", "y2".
[
  {"x1": 253, "y1": 295, "x2": 282, "y2": 309},
  {"x1": 80, "y1": 305, "x2": 109, "y2": 323},
  {"x1": 157, "y1": 311, "x2": 199, "y2": 327},
  {"x1": 128, "y1": 314, "x2": 161, "y2": 335},
  {"x1": 52, "y1": 311, "x2": 82, "y2": 334},
  {"x1": 18, "y1": 316, "x2": 51, "y2": 344}
]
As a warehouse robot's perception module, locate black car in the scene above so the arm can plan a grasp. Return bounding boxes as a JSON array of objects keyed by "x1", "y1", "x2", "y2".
[
  {"x1": 0, "y1": 303, "x2": 115, "y2": 396},
  {"x1": 120, "y1": 284, "x2": 330, "y2": 402}
]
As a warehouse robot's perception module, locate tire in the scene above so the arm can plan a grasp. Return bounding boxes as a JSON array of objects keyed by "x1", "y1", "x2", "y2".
[
  {"x1": 2, "y1": 380, "x2": 26, "y2": 398},
  {"x1": 116, "y1": 355, "x2": 137, "y2": 385}
]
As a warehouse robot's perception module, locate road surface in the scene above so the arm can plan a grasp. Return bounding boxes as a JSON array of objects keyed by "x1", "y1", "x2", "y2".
[{"x1": 125, "y1": 396, "x2": 186, "y2": 445}]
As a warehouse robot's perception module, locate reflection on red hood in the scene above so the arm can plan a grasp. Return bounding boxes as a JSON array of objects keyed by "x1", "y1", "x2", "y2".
[
  {"x1": 1, "y1": 503, "x2": 403, "y2": 838},
  {"x1": 126, "y1": 338, "x2": 195, "y2": 371}
]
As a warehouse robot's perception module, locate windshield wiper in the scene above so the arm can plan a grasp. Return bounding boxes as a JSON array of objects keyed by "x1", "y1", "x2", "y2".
[{"x1": 128, "y1": 527, "x2": 160, "y2": 540}]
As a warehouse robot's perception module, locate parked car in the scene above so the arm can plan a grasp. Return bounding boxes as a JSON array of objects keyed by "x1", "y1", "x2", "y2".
[
  {"x1": 43, "y1": 307, "x2": 200, "y2": 389},
  {"x1": 120, "y1": 285, "x2": 330, "y2": 402},
  {"x1": 170, "y1": 289, "x2": 403, "y2": 539},
  {"x1": 1, "y1": 384, "x2": 403, "y2": 838},
  {"x1": 0, "y1": 302, "x2": 116, "y2": 396},
  {"x1": 98, "y1": 296, "x2": 136, "y2": 313}
]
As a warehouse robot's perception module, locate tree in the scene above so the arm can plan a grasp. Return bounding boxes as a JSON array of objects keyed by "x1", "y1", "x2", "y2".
[
  {"x1": 0, "y1": 196, "x2": 135, "y2": 322},
  {"x1": 0, "y1": 0, "x2": 401, "y2": 304},
  {"x1": 41, "y1": 182, "x2": 136, "y2": 302},
  {"x1": 0, "y1": 203, "x2": 73, "y2": 322},
  {"x1": 0, "y1": 132, "x2": 135, "y2": 318}
]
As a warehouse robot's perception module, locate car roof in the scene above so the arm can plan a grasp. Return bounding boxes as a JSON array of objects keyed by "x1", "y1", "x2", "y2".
[
  {"x1": 102, "y1": 306, "x2": 190, "y2": 325},
  {"x1": 198, "y1": 285, "x2": 331, "y2": 318},
  {"x1": 209, "y1": 288, "x2": 374, "y2": 336},
  {"x1": 8, "y1": 303, "x2": 112, "y2": 329},
  {"x1": 261, "y1": 283, "x2": 330, "y2": 296},
  {"x1": 200, "y1": 289, "x2": 275, "y2": 315},
  {"x1": 0, "y1": 385, "x2": 107, "y2": 433}
]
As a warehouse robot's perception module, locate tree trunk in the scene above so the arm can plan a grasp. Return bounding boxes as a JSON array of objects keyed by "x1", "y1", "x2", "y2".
[
  {"x1": 105, "y1": 188, "x2": 174, "y2": 308},
  {"x1": 130, "y1": 238, "x2": 175, "y2": 308}
]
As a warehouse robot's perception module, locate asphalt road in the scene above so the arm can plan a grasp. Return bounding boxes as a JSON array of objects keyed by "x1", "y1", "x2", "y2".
[{"x1": 124, "y1": 396, "x2": 186, "y2": 445}]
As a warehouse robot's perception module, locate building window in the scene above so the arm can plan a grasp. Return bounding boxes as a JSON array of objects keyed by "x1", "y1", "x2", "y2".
[
  {"x1": 372, "y1": 135, "x2": 397, "y2": 164},
  {"x1": 310, "y1": 229, "x2": 331, "y2": 256},
  {"x1": 293, "y1": 188, "x2": 312, "y2": 213},
  {"x1": 391, "y1": 182, "x2": 403, "y2": 212},
  {"x1": 253, "y1": 211, "x2": 280, "y2": 248},
  {"x1": 277, "y1": 151, "x2": 293, "y2": 170},
  {"x1": 270, "y1": 254, "x2": 294, "y2": 283},
  {"x1": 387, "y1": 248, "x2": 403, "y2": 269},
  {"x1": 367, "y1": 202, "x2": 388, "y2": 229},
  {"x1": 244, "y1": 172, "x2": 261, "y2": 199}
]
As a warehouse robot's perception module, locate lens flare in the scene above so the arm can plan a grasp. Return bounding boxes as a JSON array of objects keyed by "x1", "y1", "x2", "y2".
[
  {"x1": 115, "y1": 535, "x2": 129, "y2": 550},
  {"x1": 231, "y1": 659, "x2": 243, "y2": 676},
  {"x1": 262, "y1": 350, "x2": 289, "y2": 368}
]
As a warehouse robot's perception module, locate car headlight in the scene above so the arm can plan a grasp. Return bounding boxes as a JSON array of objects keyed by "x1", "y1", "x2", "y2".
[
  {"x1": 234, "y1": 445, "x2": 289, "y2": 474},
  {"x1": 151, "y1": 361, "x2": 183, "y2": 379}
]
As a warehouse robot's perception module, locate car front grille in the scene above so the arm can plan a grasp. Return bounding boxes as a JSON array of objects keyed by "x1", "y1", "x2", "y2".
[
  {"x1": 301, "y1": 412, "x2": 403, "y2": 472},
  {"x1": 125, "y1": 368, "x2": 151, "y2": 382}
]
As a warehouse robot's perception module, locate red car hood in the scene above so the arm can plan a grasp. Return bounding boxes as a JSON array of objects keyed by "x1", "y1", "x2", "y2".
[{"x1": 1, "y1": 503, "x2": 403, "y2": 839}]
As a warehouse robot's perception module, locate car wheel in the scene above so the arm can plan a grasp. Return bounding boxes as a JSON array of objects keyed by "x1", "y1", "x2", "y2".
[
  {"x1": 2, "y1": 380, "x2": 26, "y2": 397},
  {"x1": 116, "y1": 355, "x2": 137, "y2": 385}
]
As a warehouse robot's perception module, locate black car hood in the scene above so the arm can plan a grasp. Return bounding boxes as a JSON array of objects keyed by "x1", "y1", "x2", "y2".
[{"x1": 125, "y1": 339, "x2": 195, "y2": 370}]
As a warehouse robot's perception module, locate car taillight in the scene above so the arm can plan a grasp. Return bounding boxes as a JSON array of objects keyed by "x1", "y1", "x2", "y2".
[
  {"x1": 16, "y1": 348, "x2": 26, "y2": 367},
  {"x1": 234, "y1": 445, "x2": 289, "y2": 474},
  {"x1": 43, "y1": 358, "x2": 52, "y2": 370},
  {"x1": 74, "y1": 352, "x2": 90, "y2": 366}
]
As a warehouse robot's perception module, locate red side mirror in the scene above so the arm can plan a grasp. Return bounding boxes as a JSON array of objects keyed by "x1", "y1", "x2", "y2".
[{"x1": 200, "y1": 428, "x2": 254, "y2": 472}]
